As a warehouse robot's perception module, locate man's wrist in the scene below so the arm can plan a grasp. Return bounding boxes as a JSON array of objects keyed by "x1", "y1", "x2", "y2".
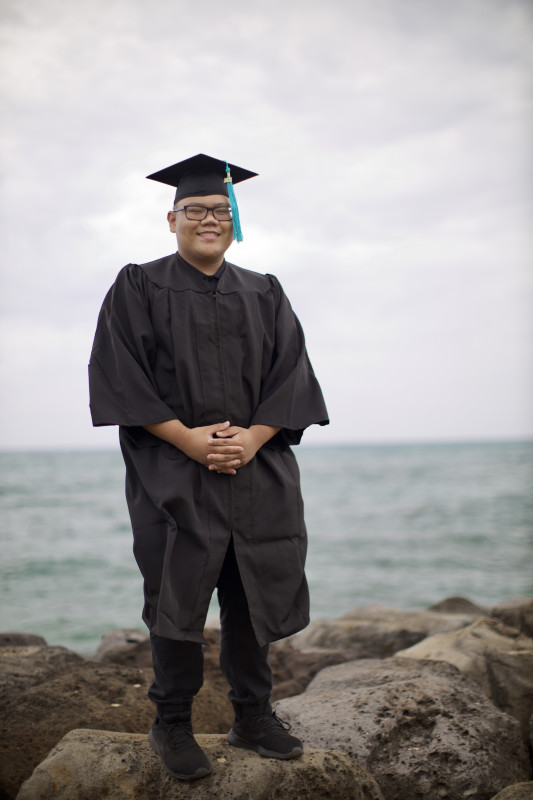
[
  {"x1": 144, "y1": 419, "x2": 190, "y2": 452},
  {"x1": 172, "y1": 421, "x2": 191, "y2": 451},
  {"x1": 249, "y1": 424, "x2": 280, "y2": 449}
]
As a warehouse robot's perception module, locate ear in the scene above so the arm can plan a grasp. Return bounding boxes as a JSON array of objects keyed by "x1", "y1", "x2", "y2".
[{"x1": 167, "y1": 211, "x2": 177, "y2": 232}]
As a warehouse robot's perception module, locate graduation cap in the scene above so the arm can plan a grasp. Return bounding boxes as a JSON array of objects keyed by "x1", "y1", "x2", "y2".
[{"x1": 147, "y1": 154, "x2": 258, "y2": 243}]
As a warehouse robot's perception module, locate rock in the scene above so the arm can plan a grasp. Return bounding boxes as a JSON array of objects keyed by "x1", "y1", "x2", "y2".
[
  {"x1": 90, "y1": 627, "x2": 150, "y2": 665},
  {"x1": 0, "y1": 644, "x2": 153, "y2": 800},
  {"x1": 15, "y1": 729, "x2": 385, "y2": 800},
  {"x1": 193, "y1": 683, "x2": 233, "y2": 734},
  {"x1": 0, "y1": 644, "x2": 84, "y2": 694},
  {"x1": 428, "y1": 596, "x2": 487, "y2": 615},
  {"x1": 290, "y1": 604, "x2": 477, "y2": 658},
  {"x1": 0, "y1": 632, "x2": 48, "y2": 647},
  {"x1": 396, "y1": 617, "x2": 533, "y2": 742},
  {"x1": 490, "y1": 784, "x2": 533, "y2": 800},
  {"x1": 491, "y1": 597, "x2": 533, "y2": 639},
  {"x1": 0, "y1": 644, "x2": 232, "y2": 800},
  {"x1": 89, "y1": 627, "x2": 235, "y2": 731},
  {"x1": 275, "y1": 657, "x2": 531, "y2": 800},
  {"x1": 270, "y1": 641, "x2": 347, "y2": 700}
]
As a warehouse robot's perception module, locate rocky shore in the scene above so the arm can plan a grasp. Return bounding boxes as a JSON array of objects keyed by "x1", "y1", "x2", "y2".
[{"x1": 1, "y1": 596, "x2": 532, "y2": 799}]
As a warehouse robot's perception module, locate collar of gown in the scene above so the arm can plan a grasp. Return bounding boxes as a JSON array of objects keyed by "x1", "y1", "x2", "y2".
[{"x1": 137, "y1": 251, "x2": 272, "y2": 296}]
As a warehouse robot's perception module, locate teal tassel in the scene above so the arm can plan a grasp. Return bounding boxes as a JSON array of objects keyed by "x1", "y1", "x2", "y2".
[{"x1": 225, "y1": 162, "x2": 243, "y2": 242}]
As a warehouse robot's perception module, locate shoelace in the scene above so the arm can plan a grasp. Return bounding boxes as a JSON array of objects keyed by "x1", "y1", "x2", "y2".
[
  {"x1": 166, "y1": 721, "x2": 195, "y2": 748},
  {"x1": 251, "y1": 711, "x2": 292, "y2": 732}
]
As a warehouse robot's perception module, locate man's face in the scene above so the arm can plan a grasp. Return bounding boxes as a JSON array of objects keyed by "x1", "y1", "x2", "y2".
[{"x1": 168, "y1": 194, "x2": 233, "y2": 271}]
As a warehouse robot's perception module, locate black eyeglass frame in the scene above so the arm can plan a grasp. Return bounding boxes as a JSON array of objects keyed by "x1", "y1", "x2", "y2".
[{"x1": 173, "y1": 204, "x2": 233, "y2": 221}]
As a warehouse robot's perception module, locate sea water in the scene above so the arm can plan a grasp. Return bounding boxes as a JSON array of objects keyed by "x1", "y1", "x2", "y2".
[{"x1": 1, "y1": 442, "x2": 532, "y2": 653}]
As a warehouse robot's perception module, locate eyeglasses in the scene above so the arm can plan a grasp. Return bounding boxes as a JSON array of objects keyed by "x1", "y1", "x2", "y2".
[{"x1": 173, "y1": 204, "x2": 233, "y2": 221}]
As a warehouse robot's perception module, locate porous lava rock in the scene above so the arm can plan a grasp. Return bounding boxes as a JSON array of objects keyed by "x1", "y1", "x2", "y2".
[
  {"x1": 270, "y1": 641, "x2": 348, "y2": 700},
  {"x1": 91, "y1": 627, "x2": 150, "y2": 665},
  {"x1": 275, "y1": 657, "x2": 531, "y2": 800},
  {"x1": 290, "y1": 604, "x2": 478, "y2": 658},
  {"x1": 0, "y1": 644, "x2": 232, "y2": 800},
  {"x1": 15, "y1": 729, "x2": 385, "y2": 800},
  {"x1": 489, "y1": 784, "x2": 533, "y2": 800},
  {"x1": 0, "y1": 633, "x2": 48, "y2": 647},
  {"x1": 396, "y1": 617, "x2": 533, "y2": 742},
  {"x1": 428, "y1": 596, "x2": 487, "y2": 615},
  {"x1": 491, "y1": 597, "x2": 533, "y2": 639}
]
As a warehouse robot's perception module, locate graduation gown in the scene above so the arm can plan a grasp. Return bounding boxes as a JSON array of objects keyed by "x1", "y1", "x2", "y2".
[{"x1": 89, "y1": 252, "x2": 328, "y2": 647}]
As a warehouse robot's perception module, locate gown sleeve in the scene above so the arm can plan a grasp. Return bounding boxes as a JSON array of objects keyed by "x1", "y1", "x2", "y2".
[
  {"x1": 88, "y1": 264, "x2": 177, "y2": 428},
  {"x1": 250, "y1": 275, "x2": 329, "y2": 446}
]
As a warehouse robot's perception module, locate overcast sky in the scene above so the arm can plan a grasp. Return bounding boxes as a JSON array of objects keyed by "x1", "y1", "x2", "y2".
[{"x1": 1, "y1": 0, "x2": 531, "y2": 449}]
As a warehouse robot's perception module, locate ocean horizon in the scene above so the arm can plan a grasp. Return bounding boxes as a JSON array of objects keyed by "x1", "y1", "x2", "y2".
[{"x1": 2, "y1": 439, "x2": 532, "y2": 654}]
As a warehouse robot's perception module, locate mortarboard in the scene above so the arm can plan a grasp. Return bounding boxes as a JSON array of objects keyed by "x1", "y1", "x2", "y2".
[{"x1": 147, "y1": 154, "x2": 258, "y2": 242}]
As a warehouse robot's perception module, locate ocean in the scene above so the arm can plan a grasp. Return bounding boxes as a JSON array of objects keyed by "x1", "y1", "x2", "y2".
[{"x1": 1, "y1": 441, "x2": 532, "y2": 654}]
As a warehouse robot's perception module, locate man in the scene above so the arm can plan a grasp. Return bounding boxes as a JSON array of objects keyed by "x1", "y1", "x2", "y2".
[{"x1": 89, "y1": 154, "x2": 328, "y2": 781}]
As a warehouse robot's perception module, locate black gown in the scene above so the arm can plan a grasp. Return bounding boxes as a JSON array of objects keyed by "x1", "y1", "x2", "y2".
[{"x1": 89, "y1": 252, "x2": 328, "y2": 647}]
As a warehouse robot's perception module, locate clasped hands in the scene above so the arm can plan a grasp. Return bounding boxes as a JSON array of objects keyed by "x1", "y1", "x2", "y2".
[
  {"x1": 181, "y1": 421, "x2": 274, "y2": 475},
  {"x1": 144, "y1": 419, "x2": 279, "y2": 476}
]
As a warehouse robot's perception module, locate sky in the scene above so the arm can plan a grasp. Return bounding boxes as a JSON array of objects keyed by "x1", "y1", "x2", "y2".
[{"x1": 1, "y1": 0, "x2": 532, "y2": 449}]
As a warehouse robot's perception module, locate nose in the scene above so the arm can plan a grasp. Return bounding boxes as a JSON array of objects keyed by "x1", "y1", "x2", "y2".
[{"x1": 200, "y1": 209, "x2": 219, "y2": 223}]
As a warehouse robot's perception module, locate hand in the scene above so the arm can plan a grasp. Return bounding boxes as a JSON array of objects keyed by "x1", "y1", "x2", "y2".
[
  {"x1": 143, "y1": 420, "x2": 279, "y2": 476},
  {"x1": 208, "y1": 424, "x2": 280, "y2": 472},
  {"x1": 179, "y1": 421, "x2": 244, "y2": 475}
]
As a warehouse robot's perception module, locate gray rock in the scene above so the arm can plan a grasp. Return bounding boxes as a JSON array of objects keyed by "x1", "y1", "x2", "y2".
[
  {"x1": 490, "y1": 784, "x2": 533, "y2": 800},
  {"x1": 0, "y1": 644, "x2": 233, "y2": 800},
  {"x1": 491, "y1": 597, "x2": 533, "y2": 639},
  {"x1": 291, "y1": 604, "x2": 477, "y2": 658},
  {"x1": 275, "y1": 657, "x2": 531, "y2": 800},
  {"x1": 90, "y1": 627, "x2": 149, "y2": 664},
  {"x1": 427, "y1": 596, "x2": 488, "y2": 615},
  {"x1": 0, "y1": 644, "x2": 84, "y2": 694},
  {"x1": 270, "y1": 641, "x2": 348, "y2": 700},
  {"x1": 396, "y1": 617, "x2": 533, "y2": 742},
  {"x1": 15, "y1": 729, "x2": 385, "y2": 800},
  {"x1": 0, "y1": 632, "x2": 47, "y2": 647}
]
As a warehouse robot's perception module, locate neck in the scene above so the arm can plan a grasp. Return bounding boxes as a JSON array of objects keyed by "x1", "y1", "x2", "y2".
[
  {"x1": 177, "y1": 251, "x2": 224, "y2": 276},
  {"x1": 178, "y1": 251, "x2": 224, "y2": 276}
]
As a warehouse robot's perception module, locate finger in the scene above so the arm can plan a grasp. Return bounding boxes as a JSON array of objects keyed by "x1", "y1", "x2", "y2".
[
  {"x1": 208, "y1": 458, "x2": 241, "y2": 470},
  {"x1": 208, "y1": 421, "x2": 231, "y2": 434},
  {"x1": 213, "y1": 426, "x2": 241, "y2": 438},
  {"x1": 207, "y1": 435, "x2": 240, "y2": 447},
  {"x1": 207, "y1": 453, "x2": 241, "y2": 466},
  {"x1": 207, "y1": 439, "x2": 243, "y2": 451}
]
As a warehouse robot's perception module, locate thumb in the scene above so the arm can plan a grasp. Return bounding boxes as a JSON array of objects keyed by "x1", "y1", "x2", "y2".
[{"x1": 208, "y1": 420, "x2": 230, "y2": 434}]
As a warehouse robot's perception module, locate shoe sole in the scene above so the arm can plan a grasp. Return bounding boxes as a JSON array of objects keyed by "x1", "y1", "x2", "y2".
[
  {"x1": 226, "y1": 731, "x2": 303, "y2": 760},
  {"x1": 148, "y1": 730, "x2": 211, "y2": 780}
]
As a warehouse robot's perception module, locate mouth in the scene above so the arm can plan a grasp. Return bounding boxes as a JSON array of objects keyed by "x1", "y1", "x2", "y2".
[{"x1": 198, "y1": 231, "x2": 220, "y2": 239}]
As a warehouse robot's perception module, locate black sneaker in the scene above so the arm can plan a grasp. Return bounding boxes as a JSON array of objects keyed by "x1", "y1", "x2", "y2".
[
  {"x1": 227, "y1": 711, "x2": 303, "y2": 760},
  {"x1": 148, "y1": 717, "x2": 211, "y2": 780}
]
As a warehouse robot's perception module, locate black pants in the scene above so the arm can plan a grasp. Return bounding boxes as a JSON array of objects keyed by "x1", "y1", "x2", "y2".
[{"x1": 148, "y1": 538, "x2": 272, "y2": 720}]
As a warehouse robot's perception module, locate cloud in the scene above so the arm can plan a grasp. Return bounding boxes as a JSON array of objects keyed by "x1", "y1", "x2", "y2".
[{"x1": 1, "y1": 0, "x2": 532, "y2": 446}]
